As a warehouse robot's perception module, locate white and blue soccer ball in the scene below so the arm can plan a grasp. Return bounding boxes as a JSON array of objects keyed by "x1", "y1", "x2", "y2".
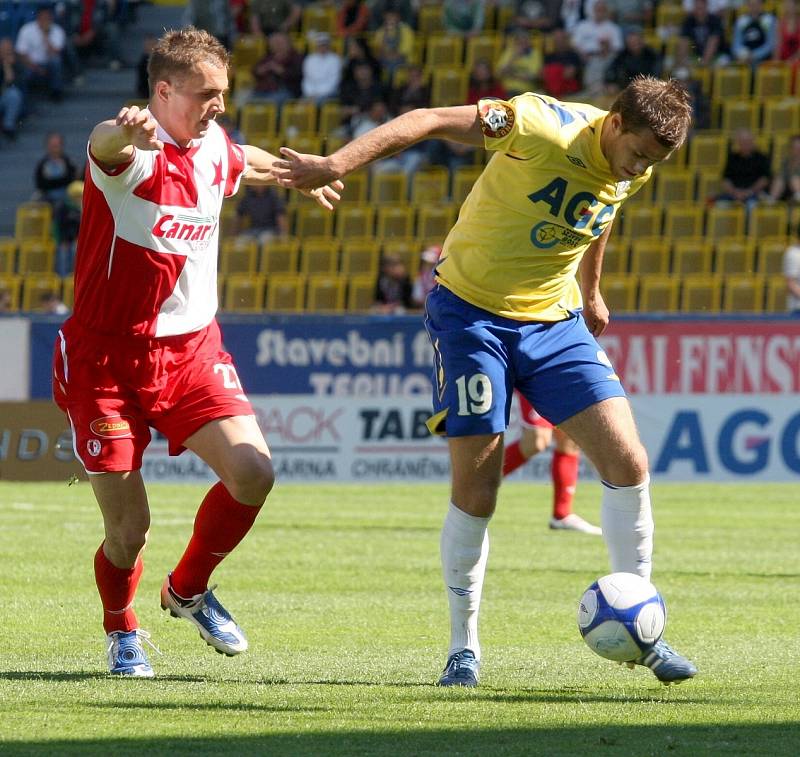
[{"x1": 577, "y1": 572, "x2": 666, "y2": 662}]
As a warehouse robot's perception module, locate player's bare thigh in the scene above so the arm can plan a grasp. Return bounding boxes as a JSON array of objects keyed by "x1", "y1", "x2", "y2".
[
  {"x1": 449, "y1": 433, "x2": 504, "y2": 518},
  {"x1": 184, "y1": 415, "x2": 274, "y2": 506},
  {"x1": 558, "y1": 397, "x2": 647, "y2": 486}
]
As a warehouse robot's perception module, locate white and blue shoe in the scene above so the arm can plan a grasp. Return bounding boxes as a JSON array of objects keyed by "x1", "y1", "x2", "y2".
[
  {"x1": 628, "y1": 639, "x2": 698, "y2": 684},
  {"x1": 437, "y1": 649, "x2": 480, "y2": 687},
  {"x1": 106, "y1": 629, "x2": 156, "y2": 677},
  {"x1": 160, "y1": 574, "x2": 248, "y2": 656}
]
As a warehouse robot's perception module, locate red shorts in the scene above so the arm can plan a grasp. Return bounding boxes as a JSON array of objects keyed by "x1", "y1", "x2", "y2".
[
  {"x1": 518, "y1": 394, "x2": 554, "y2": 430},
  {"x1": 53, "y1": 318, "x2": 253, "y2": 473}
]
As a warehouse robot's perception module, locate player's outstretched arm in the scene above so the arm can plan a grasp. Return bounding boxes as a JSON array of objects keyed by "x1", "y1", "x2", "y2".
[
  {"x1": 580, "y1": 222, "x2": 613, "y2": 337},
  {"x1": 90, "y1": 105, "x2": 164, "y2": 167},
  {"x1": 273, "y1": 105, "x2": 483, "y2": 190},
  {"x1": 241, "y1": 144, "x2": 344, "y2": 211}
]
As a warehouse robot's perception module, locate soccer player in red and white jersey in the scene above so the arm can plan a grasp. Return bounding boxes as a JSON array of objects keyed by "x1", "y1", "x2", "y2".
[
  {"x1": 51, "y1": 27, "x2": 343, "y2": 677},
  {"x1": 503, "y1": 391, "x2": 601, "y2": 535}
]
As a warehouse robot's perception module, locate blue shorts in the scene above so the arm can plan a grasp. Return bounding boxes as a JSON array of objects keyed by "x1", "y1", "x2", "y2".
[{"x1": 424, "y1": 285, "x2": 626, "y2": 437}]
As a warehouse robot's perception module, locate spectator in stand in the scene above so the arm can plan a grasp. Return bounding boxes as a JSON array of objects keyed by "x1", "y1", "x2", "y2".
[
  {"x1": 717, "y1": 128, "x2": 772, "y2": 210},
  {"x1": 235, "y1": 185, "x2": 288, "y2": 242},
  {"x1": 571, "y1": 0, "x2": 624, "y2": 96},
  {"x1": 496, "y1": 27, "x2": 543, "y2": 96},
  {"x1": 341, "y1": 36, "x2": 382, "y2": 92},
  {"x1": 732, "y1": 0, "x2": 777, "y2": 64},
  {"x1": 374, "y1": 253, "x2": 413, "y2": 313},
  {"x1": 38, "y1": 289, "x2": 69, "y2": 315},
  {"x1": 0, "y1": 287, "x2": 11, "y2": 313},
  {"x1": 389, "y1": 64, "x2": 430, "y2": 113},
  {"x1": 774, "y1": 0, "x2": 800, "y2": 63},
  {"x1": 15, "y1": 7, "x2": 66, "y2": 101},
  {"x1": 769, "y1": 134, "x2": 800, "y2": 202},
  {"x1": 301, "y1": 32, "x2": 341, "y2": 104},
  {"x1": 0, "y1": 38, "x2": 24, "y2": 141},
  {"x1": 467, "y1": 59, "x2": 506, "y2": 103},
  {"x1": 136, "y1": 34, "x2": 156, "y2": 99},
  {"x1": 784, "y1": 230, "x2": 800, "y2": 313},
  {"x1": 367, "y1": 0, "x2": 415, "y2": 30},
  {"x1": 604, "y1": 27, "x2": 661, "y2": 94},
  {"x1": 337, "y1": 0, "x2": 371, "y2": 38},
  {"x1": 183, "y1": 0, "x2": 235, "y2": 50},
  {"x1": 443, "y1": 0, "x2": 485, "y2": 36},
  {"x1": 541, "y1": 26, "x2": 583, "y2": 97},
  {"x1": 70, "y1": 0, "x2": 124, "y2": 70},
  {"x1": 55, "y1": 179, "x2": 84, "y2": 276},
  {"x1": 251, "y1": 32, "x2": 303, "y2": 106},
  {"x1": 372, "y1": 7, "x2": 415, "y2": 80},
  {"x1": 34, "y1": 131, "x2": 77, "y2": 207},
  {"x1": 511, "y1": 0, "x2": 563, "y2": 34},
  {"x1": 560, "y1": 0, "x2": 592, "y2": 32},
  {"x1": 411, "y1": 244, "x2": 440, "y2": 309},
  {"x1": 249, "y1": 0, "x2": 302, "y2": 36},
  {"x1": 680, "y1": 0, "x2": 728, "y2": 66},
  {"x1": 340, "y1": 60, "x2": 387, "y2": 128}
]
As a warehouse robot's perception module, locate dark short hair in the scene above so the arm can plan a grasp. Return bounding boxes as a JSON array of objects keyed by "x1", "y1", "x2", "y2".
[{"x1": 147, "y1": 27, "x2": 229, "y2": 95}]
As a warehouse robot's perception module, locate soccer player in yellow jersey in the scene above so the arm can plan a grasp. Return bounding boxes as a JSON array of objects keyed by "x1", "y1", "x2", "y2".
[{"x1": 274, "y1": 77, "x2": 697, "y2": 687}]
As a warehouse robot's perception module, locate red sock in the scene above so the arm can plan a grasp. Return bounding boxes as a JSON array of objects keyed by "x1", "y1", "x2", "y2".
[
  {"x1": 170, "y1": 482, "x2": 261, "y2": 598},
  {"x1": 94, "y1": 544, "x2": 143, "y2": 633},
  {"x1": 552, "y1": 450, "x2": 580, "y2": 520},
  {"x1": 503, "y1": 440, "x2": 528, "y2": 476}
]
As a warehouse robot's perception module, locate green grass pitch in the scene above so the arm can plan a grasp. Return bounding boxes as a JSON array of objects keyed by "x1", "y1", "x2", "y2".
[{"x1": 1, "y1": 480, "x2": 798, "y2": 756}]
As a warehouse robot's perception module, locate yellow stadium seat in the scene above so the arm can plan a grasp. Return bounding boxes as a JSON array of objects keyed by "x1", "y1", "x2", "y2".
[
  {"x1": 688, "y1": 66, "x2": 711, "y2": 97},
  {"x1": 718, "y1": 98, "x2": 759, "y2": 133},
  {"x1": 318, "y1": 101, "x2": 344, "y2": 134},
  {"x1": 232, "y1": 68, "x2": 254, "y2": 96},
  {"x1": 219, "y1": 202, "x2": 240, "y2": 239},
  {"x1": 220, "y1": 236, "x2": 259, "y2": 275},
  {"x1": 696, "y1": 172, "x2": 724, "y2": 204},
  {"x1": 331, "y1": 170, "x2": 366, "y2": 205},
  {"x1": 0, "y1": 273, "x2": 22, "y2": 310},
  {"x1": 490, "y1": 4, "x2": 514, "y2": 31},
  {"x1": 465, "y1": 33, "x2": 501, "y2": 69},
  {"x1": 295, "y1": 206, "x2": 335, "y2": 238},
  {"x1": 756, "y1": 237, "x2": 790, "y2": 275},
  {"x1": 22, "y1": 273, "x2": 61, "y2": 311},
  {"x1": 418, "y1": 6, "x2": 444, "y2": 35},
  {"x1": 749, "y1": 203, "x2": 789, "y2": 239},
  {"x1": 306, "y1": 274, "x2": 347, "y2": 312},
  {"x1": 681, "y1": 274, "x2": 722, "y2": 313},
  {"x1": 62, "y1": 275, "x2": 74, "y2": 309},
  {"x1": 629, "y1": 238, "x2": 671, "y2": 275},
  {"x1": 673, "y1": 238, "x2": 714, "y2": 274},
  {"x1": 765, "y1": 274, "x2": 788, "y2": 311},
  {"x1": 382, "y1": 238, "x2": 419, "y2": 273},
  {"x1": 377, "y1": 205, "x2": 415, "y2": 240},
  {"x1": 232, "y1": 35, "x2": 266, "y2": 71},
  {"x1": 300, "y1": 238, "x2": 340, "y2": 275},
  {"x1": 754, "y1": 63, "x2": 792, "y2": 98},
  {"x1": 712, "y1": 65, "x2": 751, "y2": 99},
  {"x1": 430, "y1": 68, "x2": 469, "y2": 107},
  {"x1": 664, "y1": 204, "x2": 704, "y2": 240},
  {"x1": 602, "y1": 239, "x2": 629, "y2": 274},
  {"x1": 18, "y1": 239, "x2": 56, "y2": 274},
  {"x1": 417, "y1": 204, "x2": 456, "y2": 241},
  {"x1": 625, "y1": 177, "x2": 654, "y2": 206},
  {"x1": 601, "y1": 274, "x2": 638, "y2": 312},
  {"x1": 341, "y1": 239, "x2": 381, "y2": 277},
  {"x1": 370, "y1": 172, "x2": 407, "y2": 204},
  {"x1": 762, "y1": 98, "x2": 800, "y2": 136},
  {"x1": 715, "y1": 239, "x2": 756, "y2": 274},
  {"x1": 452, "y1": 166, "x2": 483, "y2": 205},
  {"x1": 347, "y1": 275, "x2": 377, "y2": 311},
  {"x1": 687, "y1": 133, "x2": 727, "y2": 172},
  {"x1": 223, "y1": 274, "x2": 266, "y2": 312},
  {"x1": 286, "y1": 134, "x2": 322, "y2": 159},
  {"x1": 15, "y1": 202, "x2": 52, "y2": 244},
  {"x1": 302, "y1": 5, "x2": 336, "y2": 35},
  {"x1": 425, "y1": 35, "x2": 464, "y2": 68},
  {"x1": 266, "y1": 273, "x2": 306, "y2": 312},
  {"x1": 706, "y1": 205, "x2": 746, "y2": 240},
  {"x1": 723, "y1": 274, "x2": 765, "y2": 312},
  {"x1": 654, "y1": 169, "x2": 695, "y2": 205},
  {"x1": 639, "y1": 275, "x2": 680, "y2": 312},
  {"x1": 620, "y1": 206, "x2": 662, "y2": 239},
  {"x1": 240, "y1": 102, "x2": 278, "y2": 139},
  {"x1": 279, "y1": 100, "x2": 317, "y2": 135},
  {"x1": 260, "y1": 238, "x2": 300, "y2": 275},
  {"x1": 660, "y1": 140, "x2": 688, "y2": 169},
  {"x1": 0, "y1": 237, "x2": 16, "y2": 273},
  {"x1": 336, "y1": 205, "x2": 375, "y2": 239},
  {"x1": 655, "y1": 2, "x2": 684, "y2": 28},
  {"x1": 411, "y1": 168, "x2": 450, "y2": 204}
]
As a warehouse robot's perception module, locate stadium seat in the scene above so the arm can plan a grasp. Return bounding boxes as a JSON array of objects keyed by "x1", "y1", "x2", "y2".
[
  {"x1": 279, "y1": 100, "x2": 317, "y2": 135},
  {"x1": 672, "y1": 238, "x2": 714, "y2": 274},
  {"x1": 765, "y1": 274, "x2": 788, "y2": 311},
  {"x1": 287, "y1": 133, "x2": 322, "y2": 158},
  {"x1": 625, "y1": 176, "x2": 654, "y2": 206},
  {"x1": 377, "y1": 205, "x2": 415, "y2": 240},
  {"x1": 620, "y1": 206, "x2": 662, "y2": 239},
  {"x1": 62, "y1": 274, "x2": 74, "y2": 309},
  {"x1": 601, "y1": 240, "x2": 629, "y2": 274},
  {"x1": 664, "y1": 204, "x2": 704, "y2": 240},
  {"x1": 295, "y1": 206, "x2": 335, "y2": 238},
  {"x1": 695, "y1": 172, "x2": 724, "y2": 204},
  {"x1": 417, "y1": 204, "x2": 456, "y2": 241},
  {"x1": 239, "y1": 102, "x2": 278, "y2": 139},
  {"x1": 18, "y1": 239, "x2": 55, "y2": 274},
  {"x1": 723, "y1": 274, "x2": 765, "y2": 312},
  {"x1": 340, "y1": 239, "x2": 381, "y2": 277},
  {"x1": 0, "y1": 237, "x2": 15, "y2": 273},
  {"x1": 336, "y1": 205, "x2": 375, "y2": 239},
  {"x1": 220, "y1": 237, "x2": 259, "y2": 275},
  {"x1": 266, "y1": 273, "x2": 306, "y2": 312},
  {"x1": 15, "y1": 202, "x2": 52, "y2": 244},
  {"x1": 465, "y1": 33, "x2": 501, "y2": 69},
  {"x1": 681, "y1": 274, "x2": 722, "y2": 313},
  {"x1": 687, "y1": 133, "x2": 727, "y2": 172},
  {"x1": 712, "y1": 65, "x2": 751, "y2": 99},
  {"x1": 754, "y1": 63, "x2": 792, "y2": 98},
  {"x1": 654, "y1": 169, "x2": 695, "y2": 205},
  {"x1": 232, "y1": 35, "x2": 266, "y2": 71},
  {"x1": 452, "y1": 166, "x2": 483, "y2": 205},
  {"x1": 430, "y1": 68, "x2": 469, "y2": 107},
  {"x1": 411, "y1": 168, "x2": 450, "y2": 204},
  {"x1": 418, "y1": 6, "x2": 444, "y2": 35},
  {"x1": 338, "y1": 170, "x2": 369, "y2": 204},
  {"x1": 0, "y1": 273, "x2": 22, "y2": 310},
  {"x1": 600, "y1": 274, "x2": 638, "y2": 312},
  {"x1": 629, "y1": 238, "x2": 670, "y2": 275},
  {"x1": 306, "y1": 274, "x2": 347, "y2": 312},
  {"x1": 756, "y1": 237, "x2": 789, "y2": 275},
  {"x1": 639, "y1": 275, "x2": 680, "y2": 312},
  {"x1": 232, "y1": 68, "x2": 255, "y2": 96},
  {"x1": 223, "y1": 274, "x2": 266, "y2": 312},
  {"x1": 762, "y1": 98, "x2": 800, "y2": 136},
  {"x1": 302, "y1": 5, "x2": 336, "y2": 35},
  {"x1": 749, "y1": 204, "x2": 789, "y2": 239},
  {"x1": 347, "y1": 275, "x2": 377, "y2": 311},
  {"x1": 706, "y1": 206, "x2": 746, "y2": 240},
  {"x1": 300, "y1": 238, "x2": 340, "y2": 275},
  {"x1": 718, "y1": 98, "x2": 759, "y2": 133},
  {"x1": 318, "y1": 101, "x2": 344, "y2": 135},
  {"x1": 370, "y1": 172, "x2": 407, "y2": 204},
  {"x1": 22, "y1": 272, "x2": 61, "y2": 311},
  {"x1": 660, "y1": 140, "x2": 688, "y2": 169},
  {"x1": 219, "y1": 202, "x2": 240, "y2": 239},
  {"x1": 655, "y1": 2, "x2": 684, "y2": 29},
  {"x1": 260, "y1": 238, "x2": 300, "y2": 275},
  {"x1": 425, "y1": 35, "x2": 464, "y2": 68},
  {"x1": 382, "y1": 238, "x2": 419, "y2": 273},
  {"x1": 715, "y1": 239, "x2": 756, "y2": 274}
]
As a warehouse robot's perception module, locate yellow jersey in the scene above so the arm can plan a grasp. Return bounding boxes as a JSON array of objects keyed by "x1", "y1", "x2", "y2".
[{"x1": 436, "y1": 93, "x2": 651, "y2": 321}]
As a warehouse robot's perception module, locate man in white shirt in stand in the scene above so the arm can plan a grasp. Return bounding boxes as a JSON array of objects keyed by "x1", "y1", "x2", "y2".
[{"x1": 15, "y1": 6, "x2": 66, "y2": 101}]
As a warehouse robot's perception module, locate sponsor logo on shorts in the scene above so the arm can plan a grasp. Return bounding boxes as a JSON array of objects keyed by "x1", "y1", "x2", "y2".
[
  {"x1": 87, "y1": 439, "x2": 101, "y2": 457},
  {"x1": 90, "y1": 415, "x2": 134, "y2": 438},
  {"x1": 479, "y1": 101, "x2": 514, "y2": 138}
]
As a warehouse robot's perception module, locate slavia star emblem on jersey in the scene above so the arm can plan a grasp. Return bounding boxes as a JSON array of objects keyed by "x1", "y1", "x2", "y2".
[{"x1": 211, "y1": 159, "x2": 224, "y2": 194}]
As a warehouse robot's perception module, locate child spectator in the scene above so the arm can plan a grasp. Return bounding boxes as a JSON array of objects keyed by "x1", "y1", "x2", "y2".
[
  {"x1": 411, "y1": 244, "x2": 441, "y2": 308},
  {"x1": 374, "y1": 254, "x2": 413, "y2": 314},
  {"x1": 34, "y1": 132, "x2": 77, "y2": 207}
]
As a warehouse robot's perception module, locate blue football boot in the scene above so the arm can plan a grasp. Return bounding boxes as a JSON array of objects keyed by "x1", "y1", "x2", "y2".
[
  {"x1": 106, "y1": 629, "x2": 155, "y2": 677},
  {"x1": 437, "y1": 649, "x2": 480, "y2": 687},
  {"x1": 630, "y1": 639, "x2": 698, "y2": 684}
]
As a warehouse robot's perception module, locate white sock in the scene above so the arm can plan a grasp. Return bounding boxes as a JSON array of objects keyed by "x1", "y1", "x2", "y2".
[
  {"x1": 601, "y1": 474, "x2": 654, "y2": 581},
  {"x1": 440, "y1": 502, "x2": 490, "y2": 660}
]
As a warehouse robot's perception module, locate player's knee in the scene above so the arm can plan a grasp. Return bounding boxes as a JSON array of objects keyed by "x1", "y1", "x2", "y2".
[
  {"x1": 107, "y1": 528, "x2": 148, "y2": 565},
  {"x1": 601, "y1": 443, "x2": 649, "y2": 487},
  {"x1": 225, "y1": 453, "x2": 275, "y2": 505}
]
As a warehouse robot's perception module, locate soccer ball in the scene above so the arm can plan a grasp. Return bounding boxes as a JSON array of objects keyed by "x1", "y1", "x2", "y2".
[{"x1": 577, "y1": 572, "x2": 666, "y2": 662}]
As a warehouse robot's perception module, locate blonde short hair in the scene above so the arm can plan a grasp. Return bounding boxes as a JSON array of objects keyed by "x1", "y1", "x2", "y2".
[{"x1": 147, "y1": 27, "x2": 229, "y2": 95}]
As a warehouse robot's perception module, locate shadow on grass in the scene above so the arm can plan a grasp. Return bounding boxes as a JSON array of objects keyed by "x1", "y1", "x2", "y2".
[
  {"x1": 1, "y1": 724, "x2": 799, "y2": 757},
  {"x1": 86, "y1": 702, "x2": 332, "y2": 714},
  {"x1": 0, "y1": 671, "x2": 212, "y2": 683}
]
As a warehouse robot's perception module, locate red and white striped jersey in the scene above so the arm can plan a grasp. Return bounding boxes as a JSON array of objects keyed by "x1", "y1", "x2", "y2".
[{"x1": 71, "y1": 115, "x2": 246, "y2": 337}]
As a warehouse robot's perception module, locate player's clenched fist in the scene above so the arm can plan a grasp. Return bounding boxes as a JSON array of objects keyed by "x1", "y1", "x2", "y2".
[{"x1": 115, "y1": 106, "x2": 164, "y2": 152}]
